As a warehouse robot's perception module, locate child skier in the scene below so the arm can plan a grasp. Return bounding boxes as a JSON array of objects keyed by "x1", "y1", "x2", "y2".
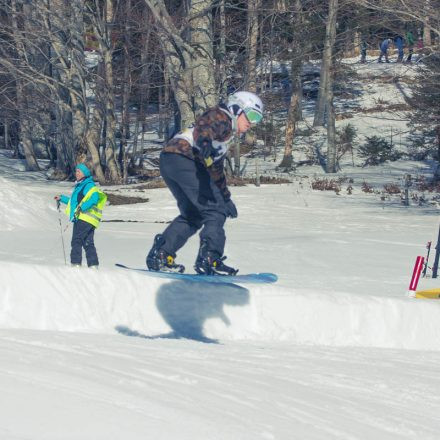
[
  {"x1": 146, "y1": 91, "x2": 264, "y2": 276},
  {"x1": 55, "y1": 163, "x2": 107, "y2": 268}
]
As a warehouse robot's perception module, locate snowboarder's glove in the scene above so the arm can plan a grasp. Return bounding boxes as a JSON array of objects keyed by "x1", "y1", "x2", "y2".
[
  {"x1": 224, "y1": 199, "x2": 238, "y2": 219},
  {"x1": 74, "y1": 206, "x2": 82, "y2": 219}
]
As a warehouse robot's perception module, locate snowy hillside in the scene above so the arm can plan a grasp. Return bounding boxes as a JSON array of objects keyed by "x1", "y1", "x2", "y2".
[{"x1": 2, "y1": 58, "x2": 440, "y2": 439}]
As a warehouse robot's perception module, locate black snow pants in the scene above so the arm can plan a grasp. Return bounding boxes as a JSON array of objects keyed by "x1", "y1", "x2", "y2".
[
  {"x1": 71, "y1": 219, "x2": 99, "y2": 266},
  {"x1": 159, "y1": 152, "x2": 227, "y2": 257}
]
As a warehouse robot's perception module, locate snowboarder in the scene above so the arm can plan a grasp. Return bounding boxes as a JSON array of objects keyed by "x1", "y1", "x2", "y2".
[
  {"x1": 146, "y1": 91, "x2": 264, "y2": 275},
  {"x1": 394, "y1": 35, "x2": 404, "y2": 62},
  {"x1": 378, "y1": 38, "x2": 392, "y2": 63},
  {"x1": 55, "y1": 163, "x2": 107, "y2": 268}
]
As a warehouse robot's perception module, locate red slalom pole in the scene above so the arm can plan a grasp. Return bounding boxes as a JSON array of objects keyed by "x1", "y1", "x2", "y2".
[{"x1": 408, "y1": 256, "x2": 424, "y2": 297}]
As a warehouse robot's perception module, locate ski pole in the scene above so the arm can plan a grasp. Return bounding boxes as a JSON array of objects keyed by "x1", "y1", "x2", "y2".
[
  {"x1": 56, "y1": 199, "x2": 67, "y2": 265},
  {"x1": 422, "y1": 241, "x2": 432, "y2": 277}
]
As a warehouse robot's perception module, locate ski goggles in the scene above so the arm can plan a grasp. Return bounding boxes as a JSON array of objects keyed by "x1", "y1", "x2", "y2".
[{"x1": 243, "y1": 108, "x2": 263, "y2": 124}]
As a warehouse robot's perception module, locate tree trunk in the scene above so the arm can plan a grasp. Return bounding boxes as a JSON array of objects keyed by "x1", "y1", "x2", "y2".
[
  {"x1": 120, "y1": 0, "x2": 132, "y2": 183},
  {"x1": 217, "y1": 0, "x2": 227, "y2": 99},
  {"x1": 246, "y1": 0, "x2": 260, "y2": 92},
  {"x1": 4, "y1": 119, "x2": 9, "y2": 149},
  {"x1": 326, "y1": 70, "x2": 337, "y2": 173},
  {"x1": 69, "y1": 0, "x2": 88, "y2": 160},
  {"x1": 47, "y1": 0, "x2": 77, "y2": 176},
  {"x1": 313, "y1": 0, "x2": 338, "y2": 127},
  {"x1": 49, "y1": 0, "x2": 105, "y2": 181},
  {"x1": 163, "y1": 72, "x2": 171, "y2": 140},
  {"x1": 85, "y1": 97, "x2": 104, "y2": 181},
  {"x1": 190, "y1": 0, "x2": 217, "y2": 113},
  {"x1": 10, "y1": 0, "x2": 40, "y2": 171},
  {"x1": 314, "y1": 65, "x2": 328, "y2": 127},
  {"x1": 423, "y1": 1, "x2": 432, "y2": 47},
  {"x1": 16, "y1": 82, "x2": 40, "y2": 171},
  {"x1": 54, "y1": 106, "x2": 74, "y2": 177},
  {"x1": 324, "y1": 0, "x2": 339, "y2": 171},
  {"x1": 279, "y1": 0, "x2": 303, "y2": 170},
  {"x1": 144, "y1": 0, "x2": 217, "y2": 128},
  {"x1": 102, "y1": 0, "x2": 121, "y2": 183},
  {"x1": 353, "y1": 31, "x2": 361, "y2": 56}
]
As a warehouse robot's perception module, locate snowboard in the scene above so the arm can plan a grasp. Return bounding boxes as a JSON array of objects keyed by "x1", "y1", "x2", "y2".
[{"x1": 115, "y1": 263, "x2": 277, "y2": 284}]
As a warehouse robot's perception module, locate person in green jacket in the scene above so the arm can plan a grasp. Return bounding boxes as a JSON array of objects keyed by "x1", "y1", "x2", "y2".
[{"x1": 405, "y1": 30, "x2": 415, "y2": 63}]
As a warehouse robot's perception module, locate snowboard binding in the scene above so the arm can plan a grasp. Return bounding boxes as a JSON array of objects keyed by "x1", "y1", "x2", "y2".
[
  {"x1": 146, "y1": 234, "x2": 185, "y2": 273},
  {"x1": 194, "y1": 241, "x2": 238, "y2": 276}
]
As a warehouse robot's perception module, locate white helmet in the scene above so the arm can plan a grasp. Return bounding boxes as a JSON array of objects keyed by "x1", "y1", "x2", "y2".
[{"x1": 227, "y1": 91, "x2": 264, "y2": 124}]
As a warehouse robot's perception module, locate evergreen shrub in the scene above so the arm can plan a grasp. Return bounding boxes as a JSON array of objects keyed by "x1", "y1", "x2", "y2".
[{"x1": 358, "y1": 136, "x2": 400, "y2": 166}]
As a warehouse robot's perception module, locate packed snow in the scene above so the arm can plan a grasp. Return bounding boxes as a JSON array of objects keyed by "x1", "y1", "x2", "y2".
[{"x1": 2, "y1": 57, "x2": 440, "y2": 439}]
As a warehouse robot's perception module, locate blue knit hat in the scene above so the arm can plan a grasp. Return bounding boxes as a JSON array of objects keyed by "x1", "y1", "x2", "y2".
[{"x1": 76, "y1": 163, "x2": 91, "y2": 178}]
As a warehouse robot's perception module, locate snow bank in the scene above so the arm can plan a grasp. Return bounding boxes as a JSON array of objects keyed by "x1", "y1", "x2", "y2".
[
  {"x1": 0, "y1": 177, "x2": 53, "y2": 231},
  {"x1": 1, "y1": 262, "x2": 439, "y2": 350}
]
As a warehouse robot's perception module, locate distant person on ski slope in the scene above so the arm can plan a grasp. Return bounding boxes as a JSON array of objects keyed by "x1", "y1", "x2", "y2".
[
  {"x1": 55, "y1": 163, "x2": 107, "y2": 268},
  {"x1": 378, "y1": 38, "x2": 392, "y2": 63},
  {"x1": 394, "y1": 35, "x2": 404, "y2": 62},
  {"x1": 405, "y1": 30, "x2": 415, "y2": 63},
  {"x1": 360, "y1": 37, "x2": 368, "y2": 63},
  {"x1": 416, "y1": 36, "x2": 424, "y2": 61},
  {"x1": 146, "y1": 91, "x2": 264, "y2": 276}
]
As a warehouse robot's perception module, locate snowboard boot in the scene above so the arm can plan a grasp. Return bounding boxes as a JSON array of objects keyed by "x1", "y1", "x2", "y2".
[
  {"x1": 146, "y1": 234, "x2": 185, "y2": 273},
  {"x1": 194, "y1": 241, "x2": 238, "y2": 276}
]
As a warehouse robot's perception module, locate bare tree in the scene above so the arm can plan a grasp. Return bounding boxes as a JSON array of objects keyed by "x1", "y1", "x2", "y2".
[
  {"x1": 8, "y1": 0, "x2": 40, "y2": 171},
  {"x1": 278, "y1": 0, "x2": 304, "y2": 170},
  {"x1": 143, "y1": 0, "x2": 217, "y2": 128},
  {"x1": 119, "y1": 0, "x2": 133, "y2": 183},
  {"x1": 314, "y1": 0, "x2": 338, "y2": 128},
  {"x1": 49, "y1": 0, "x2": 96, "y2": 178},
  {"x1": 423, "y1": 0, "x2": 432, "y2": 46},
  {"x1": 215, "y1": 0, "x2": 227, "y2": 99},
  {"x1": 246, "y1": 0, "x2": 261, "y2": 92},
  {"x1": 324, "y1": 0, "x2": 339, "y2": 173},
  {"x1": 87, "y1": 0, "x2": 121, "y2": 183},
  {"x1": 0, "y1": 0, "x2": 131, "y2": 182}
]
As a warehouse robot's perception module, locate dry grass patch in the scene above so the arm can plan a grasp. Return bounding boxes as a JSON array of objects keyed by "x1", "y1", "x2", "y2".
[{"x1": 106, "y1": 193, "x2": 149, "y2": 205}]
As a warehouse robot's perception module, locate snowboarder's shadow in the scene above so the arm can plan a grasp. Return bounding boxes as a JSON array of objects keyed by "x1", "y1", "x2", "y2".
[{"x1": 116, "y1": 280, "x2": 249, "y2": 344}]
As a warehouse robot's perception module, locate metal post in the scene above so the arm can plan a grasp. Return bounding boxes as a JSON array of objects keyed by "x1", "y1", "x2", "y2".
[{"x1": 432, "y1": 224, "x2": 440, "y2": 278}]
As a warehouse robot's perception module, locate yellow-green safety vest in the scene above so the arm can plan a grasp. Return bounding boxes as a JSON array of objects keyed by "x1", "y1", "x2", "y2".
[{"x1": 65, "y1": 187, "x2": 107, "y2": 228}]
